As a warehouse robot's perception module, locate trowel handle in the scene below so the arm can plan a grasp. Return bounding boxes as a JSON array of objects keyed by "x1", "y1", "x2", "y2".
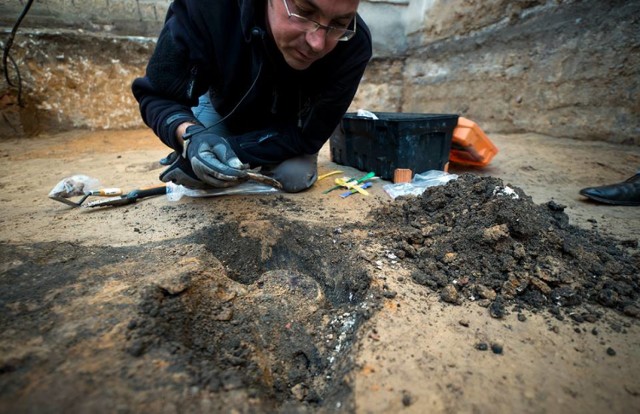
[
  {"x1": 89, "y1": 188, "x2": 122, "y2": 196},
  {"x1": 127, "y1": 185, "x2": 167, "y2": 200}
]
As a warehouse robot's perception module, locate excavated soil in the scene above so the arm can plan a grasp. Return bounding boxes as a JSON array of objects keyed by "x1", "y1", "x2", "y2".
[
  {"x1": 369, "y1": 174, "x2": 639, "y2": 321},
  {"x1": 1, "y1": 217, "x2": 377, "y2": 412},
  {"x1": 0, "y1": 130, "x2": 639, "y2": 413}
]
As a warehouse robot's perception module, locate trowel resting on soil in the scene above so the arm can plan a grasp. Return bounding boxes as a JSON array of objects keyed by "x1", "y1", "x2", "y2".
[
  {"x1": 49, "y1": 175, "x2": 167, "y2": 209},
  {"x1": 49, "y1": 188, "x2": 124, "y2": 207},
  {"x1": 49, "y1": 169, "x2": 281, "y2": 209},
  {"x1": 82, "y1": 185, "x2": 167, "y2": 208}
]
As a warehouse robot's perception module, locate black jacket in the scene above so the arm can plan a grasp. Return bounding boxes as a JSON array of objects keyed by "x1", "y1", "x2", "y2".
[{"x1": 132, "y1": 0, "x2": 372, "y2": 165}]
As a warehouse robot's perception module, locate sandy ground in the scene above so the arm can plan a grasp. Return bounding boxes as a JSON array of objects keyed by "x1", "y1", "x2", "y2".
[{"x1": 1, "y1": 129, "x2": 639, "y2": 413}]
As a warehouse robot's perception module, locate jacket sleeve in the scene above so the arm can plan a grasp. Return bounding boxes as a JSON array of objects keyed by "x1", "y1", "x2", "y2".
[{"x1": 131, "y1": 2, "x2": 211, "y2": 150}]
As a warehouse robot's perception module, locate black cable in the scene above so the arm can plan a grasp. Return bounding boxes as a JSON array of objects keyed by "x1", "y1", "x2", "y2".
[
  {"x1": 0, "y1": 46, "x2": 22, "y2": 106},
  {"x1": 192, "y1": 28, "x2": 265, "y2": 136},
  {"x1": 202, "y1": 60, "x2": 263, "y2": 132},
  {"x1": 3, "y1": 0, "x2": 34, "y2": 106}
]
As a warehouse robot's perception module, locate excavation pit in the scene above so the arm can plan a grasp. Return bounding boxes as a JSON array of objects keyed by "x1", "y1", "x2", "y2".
[{"x1": 126, "y1": 219, "x2": 375, "y2": 410}]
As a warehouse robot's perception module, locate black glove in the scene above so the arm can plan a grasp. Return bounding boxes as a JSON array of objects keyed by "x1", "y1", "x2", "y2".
[
  {"x1": 182, "y1": 125, "x2": 248, "y2": 188},
  {"x1": 159, "y1": 154, "x2": 213, "y2": 190}
]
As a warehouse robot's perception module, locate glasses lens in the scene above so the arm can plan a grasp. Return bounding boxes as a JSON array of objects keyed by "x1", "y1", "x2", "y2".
[
  {"x1": 289, "y1": 15, "x2": 316, "y2": 32},
  {"x1": 287, "y1": 13, "x2": 356, "y2": 42},
  {"x1": 331, "y1": 29, "x2": 355, "y2": 41}
]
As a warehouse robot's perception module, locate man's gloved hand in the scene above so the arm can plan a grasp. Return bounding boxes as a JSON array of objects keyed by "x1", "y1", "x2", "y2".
[{"x1": 182, "y1": 125, "x2": 248, "y2": 188}]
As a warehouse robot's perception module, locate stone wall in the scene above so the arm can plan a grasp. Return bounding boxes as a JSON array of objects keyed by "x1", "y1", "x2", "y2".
[
  {"x1": 354, "y1": 0, "x2": 639, "y2": 144},
  {"x1": 0, "y1": 0, "x2": 638, "y2": 144},
  {"x1": 395, "y1": 0, "x2": 640, "y2": 144},
  {"x1": 0, "y1": 0, "x2": 169, "y2": 36},
  {"x1": 0, "y1": 30, "x2": 154, "y2": 137}
]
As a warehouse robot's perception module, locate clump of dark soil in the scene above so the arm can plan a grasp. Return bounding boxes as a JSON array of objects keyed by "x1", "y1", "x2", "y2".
[{"x1": 369, "y1": 174, "x2": 640, "y2": 321}]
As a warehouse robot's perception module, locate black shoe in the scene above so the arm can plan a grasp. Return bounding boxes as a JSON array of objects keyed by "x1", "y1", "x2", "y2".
[
  {"x1": 159, "y1": 155, "x2": 213, "y2": 190},
  {"x1": 579, "y1": 174, "x2": 640, "y2": 206}
]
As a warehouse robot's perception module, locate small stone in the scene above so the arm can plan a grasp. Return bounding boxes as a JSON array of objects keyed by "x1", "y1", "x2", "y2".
[
  {"x1": 489, "y1": 300, "x2": 506, "y2": 319},
  {"x1": 606, "y1": 347, "x2": 616, "y2": 356},
  {"x1": 402, "y1": 391, "x2": 413, "y2": 406},
  {"x1": 127, "y1": 340, "x2": 146, "y2": 357},
  {"x1": 483, "y1": 224, "x2": 510, "y2": 241},
  {"x1": 623, "y1": 305, "x2": 640, "y2": 318},
  {"x1": 441, "y1": 285, "x2": 459, "y2": 304},
  {"x1": 214, "y1": 308, "x2": 234, "y2": 321},
  {"x1": 491, "y1": 343, "x2": 503, "y2": 354},
  {"x1": 360, "y1": 251, "x2": 377, "y2": 262},
  {"x1": 457, "y1": 276, "x2": 470, "y2": 286},
  {"x1": 597, "y1": 289, "x2": 619, "y2": 307},
  {"x1": 383, "y1": 290, "x2": 398, "y2": 299},
  {"x1": 442, "y1": 252, "x2": 457, "y2": 264},
  {"x1": 475, "y1": 342, "x2": 489, "y2": 351},
  {"x1": 501, "y1": 276, "x2": 521, "y2": 299},
  {"x1": 530, "y1": 277, "x2": 551, "y2": 295},
  {"x1": 477, "y1": 285, "x2": 497, "y2": 301},
  {"x1": 570, "y1": 313, "x2": 584, "y2": 323},
  {"x1": 458, "y1": 319, "x2": 470, "y2": 327},
  {"x1": 583, "y1": 313, "x2": 598, "y2": 323},
  {"x1": 517, "y1": 313, "x2": 527, "y2": 322},
  {"x1": 291, "y1": 383, "x2": 308, "y2": 401}
]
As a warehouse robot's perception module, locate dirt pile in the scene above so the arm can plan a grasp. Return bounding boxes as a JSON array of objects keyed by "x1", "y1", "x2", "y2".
[{"x1": 369, "y1": 174, "x2": 640, "y2": 322}]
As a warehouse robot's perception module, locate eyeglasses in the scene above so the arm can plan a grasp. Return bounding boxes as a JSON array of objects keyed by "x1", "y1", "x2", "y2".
[{"x1": 281, "y1": 0, "x2": 357, "y2": 42}]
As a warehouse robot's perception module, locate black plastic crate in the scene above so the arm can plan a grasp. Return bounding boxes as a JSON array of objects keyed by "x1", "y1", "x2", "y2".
[{"x1": 330, "y1": 112, "x2": 459, "y2": 180}]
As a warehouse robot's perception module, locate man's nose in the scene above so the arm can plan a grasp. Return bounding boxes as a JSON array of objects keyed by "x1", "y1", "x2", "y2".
[{"x1": 305, "y1": 28, "x2": 326, "y2": 52}]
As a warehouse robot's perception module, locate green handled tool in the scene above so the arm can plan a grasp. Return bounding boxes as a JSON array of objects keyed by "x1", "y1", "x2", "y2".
[{"x1": 323, "y1": 171, "x2": 375, "y2": 194}]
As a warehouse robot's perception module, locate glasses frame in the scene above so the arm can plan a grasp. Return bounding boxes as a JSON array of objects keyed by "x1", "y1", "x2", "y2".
[{"x1": 281, "y1": 0, "x2": 357, "y2": 42}]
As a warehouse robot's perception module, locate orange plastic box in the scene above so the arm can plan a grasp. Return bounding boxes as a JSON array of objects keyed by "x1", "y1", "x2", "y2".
[{"x1": 450, "y1": 117, "x2": 498, "y2": 167}]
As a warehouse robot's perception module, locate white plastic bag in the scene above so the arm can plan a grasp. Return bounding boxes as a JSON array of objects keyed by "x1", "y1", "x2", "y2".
[
  {"x1": 48, "y1": 175, "x2": 100, "y2": 198},
  {"x1": 166, "y1": 181, "x2": 279, "y2": 201},
  {"x1": 355, "y1": 109, "x2": 379, "y2": 119},
  {"x1": 383, "y1": 170, "x2": 458, "y2": 199}
]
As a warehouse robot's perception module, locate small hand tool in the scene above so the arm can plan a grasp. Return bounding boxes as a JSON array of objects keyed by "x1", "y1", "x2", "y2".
[
  {"x1": 340, "y1": 181, "x2": 373, "y2": 198},
  {"x1": 50, "y1": 188, "x2": 123, "y2": 207},
  {"x1": 323, "y1": 171, "x2": 375, "y2": 194},
  {"x1": 246, "y1": 171, "x2": 283, "y2": 189},
  {"x1": 84, "y1": 185, "x2": 167, "y2": 208},
  {"x1": 334, "y1": 177, "x2": 370, "y2": 196}
]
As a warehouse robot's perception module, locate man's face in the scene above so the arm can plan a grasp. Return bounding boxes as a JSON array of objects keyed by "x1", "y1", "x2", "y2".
[{"x1": 267, "y1": 0, "x2": 359, "y2": 70}]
